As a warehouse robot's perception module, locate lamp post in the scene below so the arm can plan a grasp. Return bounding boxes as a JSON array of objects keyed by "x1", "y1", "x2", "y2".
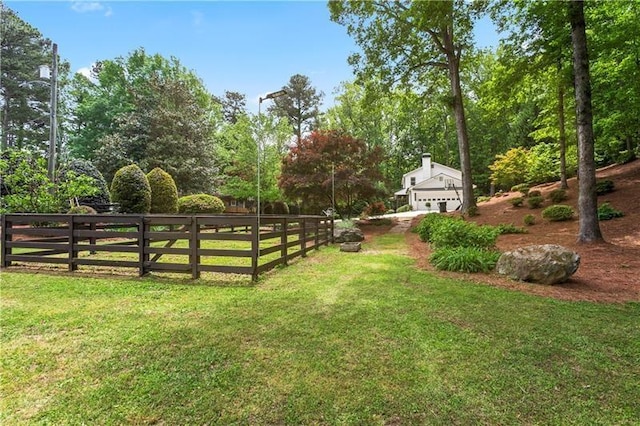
[{"x1": 256, "y1": 89, "x2": 287, "y2": 229}]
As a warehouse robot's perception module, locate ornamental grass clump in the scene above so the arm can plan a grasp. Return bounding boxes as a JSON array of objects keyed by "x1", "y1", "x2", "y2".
[
  {"x1": 542, "y1": 204, "x2": 574, "y2": 222},
  {"x1": 429, "y1": 247, "x2": 501, "y2": 273}
]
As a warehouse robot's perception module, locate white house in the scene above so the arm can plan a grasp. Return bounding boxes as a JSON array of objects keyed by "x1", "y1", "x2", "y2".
[{"x1": 394, "y1": 153, "x2": 465, "y2": 212}]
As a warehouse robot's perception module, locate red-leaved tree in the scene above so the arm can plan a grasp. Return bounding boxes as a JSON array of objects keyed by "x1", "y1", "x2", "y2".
[{"x1": 279, "y1": 130, "x2": 385, "y2": 218}]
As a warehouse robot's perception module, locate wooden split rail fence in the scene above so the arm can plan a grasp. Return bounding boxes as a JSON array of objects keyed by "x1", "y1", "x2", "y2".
[{"x1": 1, "y1": 214, "x2": 334, "y2": 280}]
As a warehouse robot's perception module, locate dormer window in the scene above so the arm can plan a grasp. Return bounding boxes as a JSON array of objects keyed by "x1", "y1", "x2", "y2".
[{"x1": 410, "y1": 177, "x2": 416, "y2": 186}]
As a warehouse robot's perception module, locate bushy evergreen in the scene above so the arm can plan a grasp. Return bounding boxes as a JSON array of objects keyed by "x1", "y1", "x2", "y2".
[
  {"x1": 177, "y1": 194, "x2": 225, "y2": 214},
  {"x1": 147, "y1": 167, "x2": 178, "y2": 214},
  {"x1": 110, "y1": 164, "x2": 151, "y2": 214}
]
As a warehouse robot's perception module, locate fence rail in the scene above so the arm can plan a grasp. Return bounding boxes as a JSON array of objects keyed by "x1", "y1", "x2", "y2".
[{"x1": 1, "y1": 214, "x2": 334, "y2": 280}]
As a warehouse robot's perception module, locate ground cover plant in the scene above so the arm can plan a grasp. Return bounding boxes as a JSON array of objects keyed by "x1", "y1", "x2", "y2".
[{"x1": 2, "y1": 233, "x2": 638, "y2": 424}]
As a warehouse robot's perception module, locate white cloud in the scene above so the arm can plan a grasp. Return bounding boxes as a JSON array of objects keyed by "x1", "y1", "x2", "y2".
[
  {"x1": 71, "y1": 2, "x2": 113, "y2": 17},
  {"x1": 191, "y1": 10, "x2": 204, "y2": 28},
  {"x1": 76, "y1": 65, "x2": 98, "y2": 83}
]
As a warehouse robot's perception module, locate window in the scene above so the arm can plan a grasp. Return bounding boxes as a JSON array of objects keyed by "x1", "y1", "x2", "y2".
[{"x1": 410, "y1": 177, "x2": 416, "y2": 186}]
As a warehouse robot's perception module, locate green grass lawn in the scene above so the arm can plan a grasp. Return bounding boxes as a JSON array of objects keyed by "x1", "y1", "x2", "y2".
[{"x1": 1, "y1": 233, "x2": 639, "y2": 424}]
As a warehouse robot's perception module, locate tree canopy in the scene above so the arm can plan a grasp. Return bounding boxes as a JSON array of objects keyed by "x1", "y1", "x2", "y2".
[{"x1": 279, "y1": 129, "x2": 384, "y2": 217}]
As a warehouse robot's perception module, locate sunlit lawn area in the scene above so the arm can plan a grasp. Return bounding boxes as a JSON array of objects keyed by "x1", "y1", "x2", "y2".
[{"x1": 1, "y1": 233, "x2": 639, "y2": 424}]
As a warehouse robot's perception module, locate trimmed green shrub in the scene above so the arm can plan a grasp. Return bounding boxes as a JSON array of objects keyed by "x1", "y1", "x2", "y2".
[
  {"x1": 67, "y1": 205, "x2": 97, "y2": 215},
  {"x1": 596, "y1": 180, "x2": 615, "y2": 195},
  {"x1": 430, "y1": 247, "x2": 501, "y2": 273},
  {"x1": 466, "y1": 206, "x2": 479, "y2": 217},
  {"x1": 542, "y1": 204, "x2": 574, "y2": 222},
  {"x1": 263, "y1": 203, "x2": 273, "y2": 214},
  {"x1": 509, "y1": 197, "x2": 524, "y2": 207},
  {"x1": 177, "y1": 194, "x2": 225, "y2": 214},
  {"x1": 110, "y1": 164, "x2": 151, "y2": 214},
  {"x1": 477, "y1": 196, "x2": 491, "y2": 203},
  {"x1": 510, "y1": 183, "x2": 530, "y2": 195},
  {"x1": 528, "y1": 190, "x2": 542, "y2": 198},
  {"x1": 396, "y1": 204, "x2": 412, "y2": 213},
  {"x1": 430, "y1": 219, "x2": 500, "y2": 249},
  {"x1": 272, "y1": 201, "x2": 290, "y2": 215},
  {"x1": 496, "y1": 223, "x2": 527, "y2": 234},
  {"x1": 597, "y1": 202, "x2": 624, "y2": 220},
  {"x1": 414, "y1": 213, "x2": 455, "y2": 242},
  {"x1": 524, "y1": 214, "x2": 536, "y2": 226},
  {"x1": 147, "y1": 167, "x2": 178, "y2": 214},
  {"x1": 527, "y1": 196, "x2": 544, "y2": 209},
  {"x1": 59, "y1": 159, "x2": 110, "y2": 208},
  {"x1": 548, "y1": 189, "x2": 568, "y2": 203}
]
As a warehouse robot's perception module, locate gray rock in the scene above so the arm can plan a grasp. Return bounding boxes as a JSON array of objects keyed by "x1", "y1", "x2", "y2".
[
  {"x1": 496, "y1": 244, "x2": 580, "y2": 285},
  {"x1": 334, "y1": 228, "x2": 365, "y2": 243},
  {"x1": 340, "y1": 242, "x2": 362, "y2": 252}
]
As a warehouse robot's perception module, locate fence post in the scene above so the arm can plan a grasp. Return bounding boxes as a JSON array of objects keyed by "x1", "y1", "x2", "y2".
[
  {"x1": 190, "y1": 216, "x2": 201, "y2": 279},
  {"x1": 251, "y1": 216, "x2": 259, "y2": 281},
  {"x1": 138, "y1": 216, "x2": 148, "y2": 277},
  {"x1": 300, "y1": 218, "x2": 307, "y2": 257},
  {"x1": 314, "y1": 218, "x2": 320, "y2": 250},
  {"x1": 330, "y1": 217, "x2": 334, "y2": 244},
  {"x1": 1, "y1": 214, "x2": 11, "y2": 268},
  {"x1": 68, "y1": 215, "x2": 77, "y2": 271},
  {"x1": 281, "y1": 217, "x2": 288, "y2": 266}
]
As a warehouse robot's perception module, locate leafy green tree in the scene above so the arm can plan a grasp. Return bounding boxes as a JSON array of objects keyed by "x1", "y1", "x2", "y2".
[
  {"x1": 279, "y1": 130, "x2": 385, "y2": 218},
  {"x1": 68, "y1": 49, "x2": 220, "y2": 194},
  {"x1": 0, "y1": 4, "x2": 67, "y2": 153},
  {"x1": 489, "y1": 147, "x2": 530, "y2": 190},
  {"x1": 0, "y1": 149, "x2": 96, "y2": 213},
  {"x1": 58, "y1": 158, "x2": 110, "y2": 208},
  {"x1": 213, "y1": 90, "x2": 247, "y2": 124},
  {"x1": 268, "y1": 74, "x2": 323, "y2": 142},
  {"x1": 330, "y1": 0, "x2": 482, "y2": 213},
  {"x1": 216, "y1": 113, "x2": 289, "y2": 209},
  {"x1": 588, "y1": 0, "x2": 640, "y2": 163}
]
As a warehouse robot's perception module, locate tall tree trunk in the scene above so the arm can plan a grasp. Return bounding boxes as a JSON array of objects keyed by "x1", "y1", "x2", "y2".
[
  {"x1": 442, "y1": 27, "x2": 475, "y2": 213},
  {"x1": 1, "y1": 96, "x2": 10, "y2": 150},
  {"x1": 557, "y1": 64, "x2": 568, "y2": 190},
  {"x1": 569, "y1": 0, "x2": 603, "y2": 243}
]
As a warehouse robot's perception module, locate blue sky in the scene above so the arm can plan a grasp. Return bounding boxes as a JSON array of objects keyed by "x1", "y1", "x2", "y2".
[{"x1": 7, "y1": 1, "x2": 499, "y2": 112}]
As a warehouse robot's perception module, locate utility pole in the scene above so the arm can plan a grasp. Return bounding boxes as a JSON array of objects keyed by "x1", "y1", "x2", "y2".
[{"x1": 47, "y1": 43, "x2": 58, "y2": 182}]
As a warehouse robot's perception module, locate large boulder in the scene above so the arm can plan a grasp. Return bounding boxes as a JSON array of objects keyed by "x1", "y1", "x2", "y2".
[
  {"x1": 496, "y1": 244, "x2": 580, "y2": 285},
  {"x1": 334, "y1": 228, "x2": 365, "y2": 243},
  {"x1": 340, "y1": 242, "x2": 362, "y2": 252}
]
